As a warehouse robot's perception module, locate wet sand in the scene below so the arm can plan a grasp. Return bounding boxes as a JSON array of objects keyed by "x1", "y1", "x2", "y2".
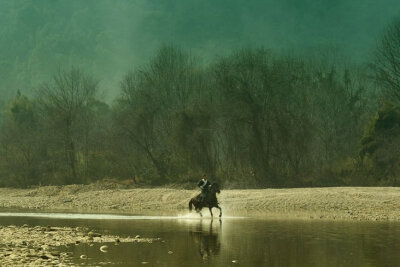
[{"x1": 0, "y1": 183, "x2": 399, "y2": 221}]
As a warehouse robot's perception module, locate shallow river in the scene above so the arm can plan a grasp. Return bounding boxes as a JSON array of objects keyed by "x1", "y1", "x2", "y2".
[{"x1": 1, "y1": 212, "x2": 400, "y2": 266}]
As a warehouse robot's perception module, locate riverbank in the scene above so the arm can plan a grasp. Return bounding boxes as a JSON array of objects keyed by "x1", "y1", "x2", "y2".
[{"x1": 0, "y1": 183, "x2": 400, "y2": 221}]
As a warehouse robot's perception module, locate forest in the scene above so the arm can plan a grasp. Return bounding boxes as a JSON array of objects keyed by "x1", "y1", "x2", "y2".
[{"x1": 1, "y1": 1, "x2": 400, "y2": 188}]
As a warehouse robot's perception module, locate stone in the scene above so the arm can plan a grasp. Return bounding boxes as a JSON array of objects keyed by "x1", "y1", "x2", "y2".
[
  {"x1": 100, "y1": 245, "x2": 108, "y2": 252},
  {"x1": 88, "y1": 231, "x2": 102, "y2": 238}
]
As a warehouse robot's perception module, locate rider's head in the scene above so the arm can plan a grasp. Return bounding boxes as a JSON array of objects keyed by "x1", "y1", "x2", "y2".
[{"x1": 202, "y1": 174, "x2": 207, "y2": 180}]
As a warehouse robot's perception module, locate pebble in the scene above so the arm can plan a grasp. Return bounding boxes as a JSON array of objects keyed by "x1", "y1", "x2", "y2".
[
  {"x1": 100, "y1": 245, "x2": 108, "y2": 252},
  {"x1": 88, "y1": 231, "x2": 102, "y2": 238}
]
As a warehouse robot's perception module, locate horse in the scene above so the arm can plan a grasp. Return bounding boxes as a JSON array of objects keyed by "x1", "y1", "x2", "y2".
[{"x1": 189, "y1": 183, "x2": 222, "y2": 217}]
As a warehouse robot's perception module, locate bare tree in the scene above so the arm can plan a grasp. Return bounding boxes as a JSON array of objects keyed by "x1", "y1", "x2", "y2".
[
  {"x1": 374, "y1": 18, "x2": 400, "y2": 101},
  {"x1": 38, "y1": 68, "x2": 97, "y2": 184}
]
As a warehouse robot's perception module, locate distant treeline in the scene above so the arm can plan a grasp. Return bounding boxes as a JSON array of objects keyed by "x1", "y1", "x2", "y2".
[{"x1": 2, "y1": 20, "x2": 400, "y2": 188}]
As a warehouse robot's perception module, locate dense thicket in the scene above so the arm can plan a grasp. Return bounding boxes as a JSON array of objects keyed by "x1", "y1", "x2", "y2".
[
  {"x1": 0, "y1": 43, "x2": 385, "y2": 188},
  {"x1": 3, "y1": 17, "x2": 400, "y2": 187}
]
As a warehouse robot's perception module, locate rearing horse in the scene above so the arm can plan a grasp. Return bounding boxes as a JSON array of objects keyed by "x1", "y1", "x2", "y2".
[{"x1": 189, "y1": 183, "x2": 222, "y2": 217}]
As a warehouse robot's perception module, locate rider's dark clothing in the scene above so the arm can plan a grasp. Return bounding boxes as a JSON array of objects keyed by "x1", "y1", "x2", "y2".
[{"x1": 198, "y1": 178, "x2": 211, "y2": 200}]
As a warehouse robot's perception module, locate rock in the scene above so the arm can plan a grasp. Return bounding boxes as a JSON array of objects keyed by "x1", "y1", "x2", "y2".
[
  {"x1": 88, "y1": 231, "x2": 102, "y2": 238},
  {"x1": 80, "y1": 254, "x2": 87, "y2": 259},
  {"x1": 9, "y1": 254, "x2": 20, "y2": 260},
  {"x1": 135, "y1": 235, "x2": 141, "y2": 239},
  {"x1": 40, "y1": 245, "x2": 50, "y2": 251},
  {"x1": 46, "y1": 226, "x2": 56, "y2": 231},
  {"x1": 100, "y1": 245, "x2": 108, "y2": 252},
  {"x1": 50, "y1": 251, "x2": 60, "y2": 257},
  {"x1": 232, "y1": 260, "x2": 238, "y2": 263},
  {"x1": 168, "y1": 251, "x2": 173, "y2": 254},
  {"x1": 40, "y1": 255, "x2": 50, "y2": 260}
]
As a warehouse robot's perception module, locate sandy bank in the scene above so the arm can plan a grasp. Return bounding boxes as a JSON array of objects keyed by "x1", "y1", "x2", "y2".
[{"x1": 0, "y1": 183, "x2": 400, "y2": 221}]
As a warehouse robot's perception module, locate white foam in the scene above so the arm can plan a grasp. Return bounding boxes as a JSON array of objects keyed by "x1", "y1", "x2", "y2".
[{"x1": 0, "y1": 212, "x2": 246, "y2": 220}]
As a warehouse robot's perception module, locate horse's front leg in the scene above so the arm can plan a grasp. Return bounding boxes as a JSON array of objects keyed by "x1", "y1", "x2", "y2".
[
  {"x1": 217, "y1": 205, "x2": 222, "y2": 217},
  {"x1": 196, "y1": 208, "x2": 203, "y2": 217},
  {"x1": 209, "y1": 207, "x2": 213, "y2": 217}
]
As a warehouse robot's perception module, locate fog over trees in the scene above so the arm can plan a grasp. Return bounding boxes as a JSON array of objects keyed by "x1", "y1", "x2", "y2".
[{"x1": 1, "y1": 1, "x2": 400, "y2": 187}]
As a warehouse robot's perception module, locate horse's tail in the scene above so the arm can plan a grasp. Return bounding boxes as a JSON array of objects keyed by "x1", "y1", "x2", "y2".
[{"x1": 189, "y1": 199, "x2": 193, "y2": 211}]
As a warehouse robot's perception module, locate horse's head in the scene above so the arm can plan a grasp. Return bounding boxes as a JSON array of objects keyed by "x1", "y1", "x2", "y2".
[{"x1": 210, "y1": 183, "x2": 220, "y2": 194}]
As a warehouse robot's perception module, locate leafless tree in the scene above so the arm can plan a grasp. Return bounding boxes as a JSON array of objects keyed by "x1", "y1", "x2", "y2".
[
  {"x1": 37, "y1": 68, "x2": 97, "y2": 184},
  {"x1": 374, "y1": 18, "x2": 400, "y2": 101}
]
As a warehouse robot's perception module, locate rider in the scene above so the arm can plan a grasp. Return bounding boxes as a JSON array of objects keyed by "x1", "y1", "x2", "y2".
[{"x1": 197, "y1": 174, "x2": 211, "y2": 201}]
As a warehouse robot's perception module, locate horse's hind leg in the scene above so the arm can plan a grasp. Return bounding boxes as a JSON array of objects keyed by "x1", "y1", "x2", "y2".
[
  {"x1": 217, "y1": 206, "x2": 222, "y2": 217},
  {"x1": 209, "y1": 207, "x2": 213, "y2": 217}
]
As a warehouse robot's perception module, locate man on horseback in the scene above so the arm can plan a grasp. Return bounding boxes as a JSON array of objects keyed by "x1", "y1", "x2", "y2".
[
  {"x1": 197, "y1": 174, "x2": 211, "y2": 202},
  {"x1": 190, "y1": 178, "x2": 222, "y2": 217}
]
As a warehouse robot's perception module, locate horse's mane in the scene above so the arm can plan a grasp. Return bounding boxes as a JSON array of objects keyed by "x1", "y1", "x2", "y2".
[{"x1": 210, "y1": 182, "x2": 220, "y2": 193}]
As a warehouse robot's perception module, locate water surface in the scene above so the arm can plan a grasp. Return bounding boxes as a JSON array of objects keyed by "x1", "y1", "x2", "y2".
[{"x1": 0, "y1": 213, "x2": 399, "y2": 266}]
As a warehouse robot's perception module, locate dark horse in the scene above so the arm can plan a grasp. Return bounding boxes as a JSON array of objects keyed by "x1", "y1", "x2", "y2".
[{"x1": 189, "y1": 183, "x2": 222, "y2": 217}]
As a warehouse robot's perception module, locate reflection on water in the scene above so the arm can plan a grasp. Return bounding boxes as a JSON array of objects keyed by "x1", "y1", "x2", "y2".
[
  {"x1": 190, "y1": 219, "x2": 221, "y2": 262},
  {"x1": 1, "y1": 213, "x2": 400, "y2": 266}
]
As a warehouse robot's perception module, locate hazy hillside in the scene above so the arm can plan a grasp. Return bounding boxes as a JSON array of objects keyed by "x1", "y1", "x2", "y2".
[{"x1": 0, "y1": 0, "x2": 399, "y2": 100}]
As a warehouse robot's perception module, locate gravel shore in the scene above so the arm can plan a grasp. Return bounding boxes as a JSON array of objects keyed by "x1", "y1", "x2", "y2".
[
  {"x1": 0, "y1": 183, "x2": 400, "y2": 221},
  {"x1": 0, "y1": 224, "x2": 159, "y2": 266}
]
